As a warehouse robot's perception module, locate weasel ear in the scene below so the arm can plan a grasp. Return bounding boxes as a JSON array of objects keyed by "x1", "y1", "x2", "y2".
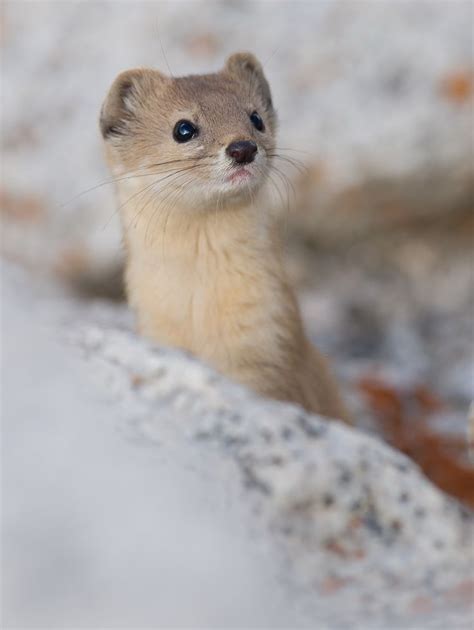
[
  {"x1": 224, "y1": 52, "x2": 273, "y2": 110},
  {"x1": 100, "y1": 68, "x2": 166, "y2": 139}
]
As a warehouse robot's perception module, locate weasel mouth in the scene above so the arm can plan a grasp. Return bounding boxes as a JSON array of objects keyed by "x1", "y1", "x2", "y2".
[{"x1": 226, "y1": 167, "x2": 253, "y2": 184}]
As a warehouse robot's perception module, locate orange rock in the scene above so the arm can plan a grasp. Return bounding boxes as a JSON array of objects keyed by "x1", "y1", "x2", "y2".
[
  {"x1": 440, "y1": 70, "x2": 473, "y2": 104},
  {"x1": 55, "y1": 246, "x2": 89, "y2": 278},
  {"x1": 0, "y1": 189, "x2": 44, "y2": 222},
  {"x1": 445, "y1": 578, "x2": 474, "y2": 604},
  {"x1": 185, "y1": 33, "x2": 220, "y2": 58},
  {"x1": 320, "y1": 576, "x2": 351, "y2": 595},
  {"x1": 409, "y1": 595, "x2": 433, "y2": 614},
  {"x1": 357, "y1": 375, "x2": 474, "y2": 507}
]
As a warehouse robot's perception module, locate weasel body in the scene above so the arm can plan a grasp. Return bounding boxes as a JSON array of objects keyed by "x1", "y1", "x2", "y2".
[{"x1": 100, "y1": 53, "x2": 349, "y2": 422}]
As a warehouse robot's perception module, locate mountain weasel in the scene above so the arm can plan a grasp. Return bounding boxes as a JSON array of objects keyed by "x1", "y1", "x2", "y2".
[{"x1": 100, "y1": 52, "x2": 350, "y2": 422}]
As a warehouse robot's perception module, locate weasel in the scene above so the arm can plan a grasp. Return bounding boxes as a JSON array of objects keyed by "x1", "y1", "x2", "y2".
[{"x1": 100, "y1": 52, "x2": 350, "y2": 422}]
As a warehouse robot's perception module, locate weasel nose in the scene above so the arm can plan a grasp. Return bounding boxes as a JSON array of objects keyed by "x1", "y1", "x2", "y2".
[{"x1": 226, "y1": 140, "x2": 258, "y2": 164}]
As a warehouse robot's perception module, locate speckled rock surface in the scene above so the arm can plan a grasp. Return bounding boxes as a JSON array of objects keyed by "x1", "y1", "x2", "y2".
[
  {"x1": 3, "y1": 263, "x2": 473, "y2": 627},
  {"x1": 69, "y1": 307, "x2": 474, "y2": 628}
]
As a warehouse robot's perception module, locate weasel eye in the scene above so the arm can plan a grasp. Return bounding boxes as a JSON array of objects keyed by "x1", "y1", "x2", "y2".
[
  {"x1": 250, "y1": 111, "x2": 265, "y2": 132},
  {"x1": 173, "y1": 120, "x2": 198, "y2": 143}
]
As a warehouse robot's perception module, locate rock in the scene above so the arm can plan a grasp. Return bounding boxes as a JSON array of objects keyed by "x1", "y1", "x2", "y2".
[
  {"x1": 69, "y1": 292, "x2": 474, "y2": 625},
  {"x1": 72, "y1": 320, "x2": 473, "y2": 590},
  {"x1": 3, "y1": 262, "x2": 473, "y2": 626}
]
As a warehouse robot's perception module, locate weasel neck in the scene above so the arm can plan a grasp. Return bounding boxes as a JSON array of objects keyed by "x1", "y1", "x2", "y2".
[
  {"x1": 121, "y1": 195, "x2": 293, "y2": 360},
  {"x1": 124, "y1": 197, "x2": 274, "y2": 267}
]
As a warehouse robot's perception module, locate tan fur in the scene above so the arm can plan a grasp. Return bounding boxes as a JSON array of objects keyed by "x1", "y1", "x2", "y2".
[{"x1": 100, "y1": 52, "x2": 350, "y2": 423}]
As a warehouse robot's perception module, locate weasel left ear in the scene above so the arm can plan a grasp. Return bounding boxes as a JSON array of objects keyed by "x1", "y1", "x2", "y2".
[
  {"x1": 224, "y1": 52, "x2": 273, "y2": 110},
  {"x1": 100, "y1": 68, "x2": 166, "y2": 139}
]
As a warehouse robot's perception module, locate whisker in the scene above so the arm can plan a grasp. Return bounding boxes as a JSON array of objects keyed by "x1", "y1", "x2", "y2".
[
  {"x1": 145, "y1": 173, "x2": 191, "y2": 245},
  {"x1": 271, "y1": 163, "x2": 297, "y2": 203},
  {"x1": 258, "y1": 165, "x2": 291, "y2": 236},
  {"x1": 102, "y1": 163, "x2": 208, "y2": 231},
  {"x1": 130, "y1": 188, "x2": 156, "y2": 231},
  {"x1": 60, "y1": 156, "x2": 214, "y2": 209},
  {"x1": 123, "y1": 160, "x2": 209, "y2": 241},
  {"x1": 157, "y1": 173, "x2": 199, "y2": 255},
  {"x1": 144, "y1": 166, "x2": 208, "y2": 245},
  {"x1": 273, "y1": 146, "x2": 312, "y2": 156},
  {"x1": 263, "y1": 166, "x2": 287, "y2": 214},
  {"x1": 268, "y1": 153, "x2": 307, "y2": 175},
  {"x1": 147, "y1": 155, "x2": 215, "y2": 170},
  {"x1": 102, "y1": 179, "x2": 159, "y2": 232}
]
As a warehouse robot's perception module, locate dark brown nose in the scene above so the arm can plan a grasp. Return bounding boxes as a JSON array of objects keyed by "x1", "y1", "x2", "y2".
[{"x1": 226, "y1": 140, "x2": 258, "y2": 164}]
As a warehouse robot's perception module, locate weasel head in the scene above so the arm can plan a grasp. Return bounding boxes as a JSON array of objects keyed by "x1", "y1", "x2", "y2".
[{"x1": 100, "y1": 53, "x2": 277, "y2": 212}]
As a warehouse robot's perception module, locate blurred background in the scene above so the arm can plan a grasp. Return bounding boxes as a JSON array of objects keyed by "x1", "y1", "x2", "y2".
[{"x1": 3, "y1": 0, "x2": 473, "y2": 503}]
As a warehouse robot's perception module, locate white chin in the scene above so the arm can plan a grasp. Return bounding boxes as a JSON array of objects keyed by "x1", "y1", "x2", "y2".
[
  {"x1": 221, "y1": 173, "x2": 263, "y2": 195},
  {"x1": 218, "y1": 184, "x2": 260, "y2": 205},
  {"x1": 179, "y1": 173, "x2": 264, "y2": 210}
]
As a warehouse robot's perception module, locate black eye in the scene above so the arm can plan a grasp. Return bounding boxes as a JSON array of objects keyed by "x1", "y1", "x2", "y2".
[
  {"x1": 250, "y1": 111, "x2": 265, "y2": 132},
  {"x1": 173, "y1": 119, "x2": 198, "y2": 143}
]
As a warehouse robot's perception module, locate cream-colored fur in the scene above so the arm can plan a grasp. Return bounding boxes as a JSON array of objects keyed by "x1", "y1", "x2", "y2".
[{"x1": 100, "y1": 52, "x2": 350, "y2": 422}]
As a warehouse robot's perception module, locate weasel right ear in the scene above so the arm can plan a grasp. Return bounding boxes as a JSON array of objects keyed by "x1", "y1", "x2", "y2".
[
  {"x1": 224, "y1": 52, "x2": 273, "y2": 110},
  {"x1": 99, "y1": 68, "x2": 165, "y2": 139}
]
